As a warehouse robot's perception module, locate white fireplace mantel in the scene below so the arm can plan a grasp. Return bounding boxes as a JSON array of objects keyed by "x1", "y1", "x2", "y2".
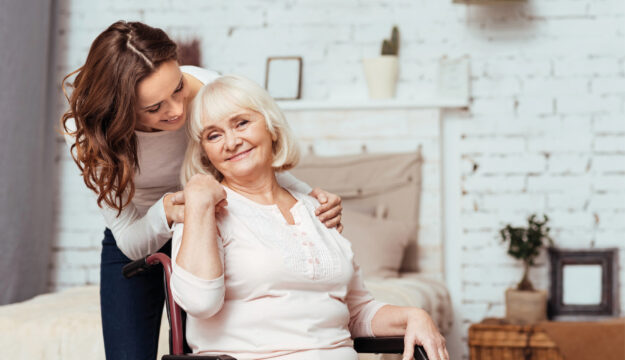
[{"x1": 277, "y1": 98, "x2": 469, "y2": 111}]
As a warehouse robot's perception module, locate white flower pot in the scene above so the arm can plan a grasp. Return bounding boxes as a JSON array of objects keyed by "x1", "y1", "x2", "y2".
[{"x1": 362, "y1": 55, "x2": 399, "y2": 99}]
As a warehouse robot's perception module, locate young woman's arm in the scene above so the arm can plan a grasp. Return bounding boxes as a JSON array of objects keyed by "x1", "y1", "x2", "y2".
[
  {"x1": 98, "y1": 196, "x2": 175, "y2": 260},
  {"x1": 64, "y1": 126, "x2": 176, "y2": 260}
]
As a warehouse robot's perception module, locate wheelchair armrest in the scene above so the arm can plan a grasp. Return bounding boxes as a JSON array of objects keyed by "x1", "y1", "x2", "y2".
[
  {"x1": 162, "y1": 355, "x2": 236, "y2": 360},
  {"x1": 354, "y1": 336, "x2": 429, "y2": 359}
]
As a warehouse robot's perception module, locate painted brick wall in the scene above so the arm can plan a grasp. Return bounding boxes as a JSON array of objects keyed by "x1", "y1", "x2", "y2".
[{"x1": 50, "y1": 0, "x2": 625, "y2": 358}]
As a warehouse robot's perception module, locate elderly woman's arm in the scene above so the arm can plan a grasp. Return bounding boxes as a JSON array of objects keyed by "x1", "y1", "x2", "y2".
[
  {"x1": 371, "y1": 305, "x2": 448, "y2": 360},
  {"x1": 345, "y1": 261, "x2": 448, "y2": 360},
  {"x1": 170, "y1": 174, "x2": 227, "y2": 319}
]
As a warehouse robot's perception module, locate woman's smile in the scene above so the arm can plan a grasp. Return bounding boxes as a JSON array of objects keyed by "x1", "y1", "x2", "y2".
[
  {"x1": 162, "y1": 114, "x2": 183, "y2": 125},
  {"x1": 226, "y1": 147, "x2": 254, "y2": 161}
]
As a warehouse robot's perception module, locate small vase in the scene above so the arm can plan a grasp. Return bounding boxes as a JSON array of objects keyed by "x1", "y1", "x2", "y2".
[
  {"x1": 505, "y1": 288, "x2": 548, "y2": 324},
  {"x1": 362, "y1": 55, "x2": 399, "y2": 99}
]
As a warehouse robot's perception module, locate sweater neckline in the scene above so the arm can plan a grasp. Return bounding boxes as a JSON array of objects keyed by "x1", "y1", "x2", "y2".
[{"x1": 223, "y1": 184, "x2": 302, "y2": 210}]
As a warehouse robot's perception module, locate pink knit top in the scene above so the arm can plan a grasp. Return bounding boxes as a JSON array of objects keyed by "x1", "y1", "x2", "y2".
[{"x1": 170, "y1": 186, "x2": 385, "y2": 359}]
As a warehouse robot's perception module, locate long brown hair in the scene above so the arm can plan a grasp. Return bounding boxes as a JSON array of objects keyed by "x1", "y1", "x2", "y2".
[{"x1": 61, "y1": 21, "x2": 178, "y2": 215}]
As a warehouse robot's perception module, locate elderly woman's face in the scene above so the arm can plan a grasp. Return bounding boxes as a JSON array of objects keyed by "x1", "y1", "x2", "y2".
[{"x1": 201, "y1": 106, "x2": 274, "y2": 181}]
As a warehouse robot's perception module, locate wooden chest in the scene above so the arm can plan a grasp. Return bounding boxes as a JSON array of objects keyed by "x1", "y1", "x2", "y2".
[{"x1": 468, "y1": 320, "x2": 564, "y2": 360}]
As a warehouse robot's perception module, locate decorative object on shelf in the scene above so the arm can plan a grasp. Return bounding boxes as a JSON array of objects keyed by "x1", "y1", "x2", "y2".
[
  {"x1": 499, "y1": 214, "x2": 553, "y2": 324},
  {"x1": 176, "y1": 38, "x2": 201, "y2": 66},
  {"x1": 363, "y1": 26, "x2": 399, "y2": 99},
  {"x1": 436, "y1": 56, "x2": 470, "y2": 104},
  {"x1": 265, "y1": 56, "x2": 302, "y2": 100},
  {"x1": 548, "y1": 248, "x2": 619, "y2": 320}
]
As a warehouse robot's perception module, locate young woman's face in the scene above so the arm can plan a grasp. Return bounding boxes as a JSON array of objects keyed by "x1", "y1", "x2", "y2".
[
  {"x1": 135, "y1": 60, "x2": 191, "y2": 132},
  {"x1": 200, "y1": 106, "x2": 274, "y2": 181}
]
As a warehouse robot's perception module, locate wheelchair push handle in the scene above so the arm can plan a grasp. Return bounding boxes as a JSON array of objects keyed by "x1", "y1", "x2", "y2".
[{"x1": 122, "y1": 256, "x2": 152, "y2": 278}]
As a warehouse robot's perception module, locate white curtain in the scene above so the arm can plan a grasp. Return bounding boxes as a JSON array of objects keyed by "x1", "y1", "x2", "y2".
[{"x1": 0, "y1": 0, "x2": 56, "y2": 304}]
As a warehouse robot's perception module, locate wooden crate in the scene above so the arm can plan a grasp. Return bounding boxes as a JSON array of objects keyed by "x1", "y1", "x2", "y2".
[{"x1": 468, "y1": 320, "x2": 564, "y2": 360}]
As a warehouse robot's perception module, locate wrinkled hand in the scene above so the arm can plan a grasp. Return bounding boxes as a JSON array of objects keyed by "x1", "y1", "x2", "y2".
[
  {"x1": 402, "y1": 309, "x2": 448, "y2": 360},
  {"x1": 309, "y1": 188, "x2": 343, "y2": 233}
]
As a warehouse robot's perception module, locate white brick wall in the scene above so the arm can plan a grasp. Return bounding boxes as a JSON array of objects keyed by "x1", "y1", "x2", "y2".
[{"x1": 51, "y1": 0, "x2": 625, "y2": 358}]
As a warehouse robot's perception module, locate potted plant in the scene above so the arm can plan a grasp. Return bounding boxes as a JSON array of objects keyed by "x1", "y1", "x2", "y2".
[
  {"x1": 499, "y1": 214, "x2": 553, "y2": 324},
  {"x1": 363, "y1": 26, "x2": 399, "y2": 99}
]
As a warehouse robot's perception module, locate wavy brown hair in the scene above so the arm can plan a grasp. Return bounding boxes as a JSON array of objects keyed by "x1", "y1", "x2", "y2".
[{"x1": 61, "y1": 21, "x2": 178, "y2": 215}]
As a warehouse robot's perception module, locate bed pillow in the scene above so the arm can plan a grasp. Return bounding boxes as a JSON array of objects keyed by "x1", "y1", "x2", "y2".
[{"x1": 341, "y1": 209, "x2": 414, "y2": 278}]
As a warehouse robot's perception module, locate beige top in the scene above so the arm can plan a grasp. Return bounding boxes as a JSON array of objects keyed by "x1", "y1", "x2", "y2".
[
  {"x1": 64, "y1": 66, "x2": 312, "y2": 259},
  {"x1": 170, "y1": 186, "x2": 385, "y2": 359}
]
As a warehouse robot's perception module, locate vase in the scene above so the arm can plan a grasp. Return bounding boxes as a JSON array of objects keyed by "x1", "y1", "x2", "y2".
[
  {"x1": 362, "y1": 55, "x2": 399, "y2": 99},
  {"x1": 505, "y1": 288, "x2": 548, "y2": 324}
]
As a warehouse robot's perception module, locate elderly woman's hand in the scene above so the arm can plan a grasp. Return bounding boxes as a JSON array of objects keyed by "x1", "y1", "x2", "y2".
[
  {"x1": 309, "y1": 188, "x2": 343, "y2": 233},
  {"x1": 402, "y1": 309, "x2": 448, "y2": 360},
  {"x1": 168, "y1": 174, "x2": 227, "y2": 223}
]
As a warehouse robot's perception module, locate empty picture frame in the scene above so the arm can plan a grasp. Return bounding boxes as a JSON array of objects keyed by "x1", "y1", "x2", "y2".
[
  {"x1": 548, "y1": 248, "x2": 619, "y2": 320},
  {"x1": 265, "y1": 56, "x2": 302, "y2": 100}
]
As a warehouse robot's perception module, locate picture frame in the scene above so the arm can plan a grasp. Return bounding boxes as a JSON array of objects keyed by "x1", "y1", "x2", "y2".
[
  {"x1": 548, "y1": 248, "x2": 619, "y2": 320},
  {"x1": 265, "y1": 56, "x2": 302, "y2": 100}
]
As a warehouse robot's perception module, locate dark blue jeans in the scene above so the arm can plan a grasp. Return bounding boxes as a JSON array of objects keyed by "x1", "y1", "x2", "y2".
[{"x1": 100, "y1": 228, "x2": 171, "y2": 360}]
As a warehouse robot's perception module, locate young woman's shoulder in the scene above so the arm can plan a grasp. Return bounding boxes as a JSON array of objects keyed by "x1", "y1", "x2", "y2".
[{"x1": 180, "y1": 66, "x2": 220, "y2": 86}]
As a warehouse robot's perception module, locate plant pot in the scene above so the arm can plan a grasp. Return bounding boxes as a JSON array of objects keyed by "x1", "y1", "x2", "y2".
[
  {"x1": 362, "y1": 55, "x2": 399, "y2": 99},
  {"x1": 505, "y1": 288, "x2": 547, "y2": 325}
]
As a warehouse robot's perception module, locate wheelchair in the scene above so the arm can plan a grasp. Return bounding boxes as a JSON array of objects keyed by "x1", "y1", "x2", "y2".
[{"x1": 123, "y1": 253, "x2": 429, "y2": 360}]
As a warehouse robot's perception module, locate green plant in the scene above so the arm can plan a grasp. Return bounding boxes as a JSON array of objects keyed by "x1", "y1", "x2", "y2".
[
  {"x1": 499, "y1": 214, "x2": 553, "y2": 291},
  {"x1": 381, "y1": 26, "x2": 399, "y2": 56}
]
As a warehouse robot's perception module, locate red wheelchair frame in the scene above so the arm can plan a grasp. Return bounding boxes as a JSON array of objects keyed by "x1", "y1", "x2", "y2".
[{"x1": 123, "y1": 253, "x2": 429, "y2": 360}]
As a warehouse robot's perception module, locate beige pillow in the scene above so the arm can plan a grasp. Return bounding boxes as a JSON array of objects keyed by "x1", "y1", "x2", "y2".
[
  {"x1": 290, "y1": 151, "x2": 423, "y2": 272},
  {"x1": 341, "y1": 209, "x2": 414, "y2": 278}
]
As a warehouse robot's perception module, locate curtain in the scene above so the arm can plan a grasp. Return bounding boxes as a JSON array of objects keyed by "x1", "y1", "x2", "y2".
[{"x1": 0, "y1": 0, "x2": 56, "y2": 304}]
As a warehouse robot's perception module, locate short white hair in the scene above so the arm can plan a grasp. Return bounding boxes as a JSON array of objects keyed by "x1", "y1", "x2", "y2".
[{"x1": 181, "y1": 75, "x2": 300, "y2": 185}]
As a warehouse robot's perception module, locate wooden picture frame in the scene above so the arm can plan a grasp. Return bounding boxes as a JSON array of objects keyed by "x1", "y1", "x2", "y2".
[
  {"x1": 265, "y1": 56, "x2": 302, "y2": 100},
  {"x1": 548, "y1": 248, "x2": 619, "y2": 320}
]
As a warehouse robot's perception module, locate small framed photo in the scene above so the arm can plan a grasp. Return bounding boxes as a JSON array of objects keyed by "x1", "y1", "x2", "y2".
[
  {"x1": 265, "y1": 56, "x2": 302, "y2": 100},
  {"x1": 548, "y1": 248, "x2": 619, "y2": 320}
]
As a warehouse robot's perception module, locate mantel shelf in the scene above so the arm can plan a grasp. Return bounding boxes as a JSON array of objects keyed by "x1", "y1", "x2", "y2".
[{"x1": 277, "y1": 98, "x2": 469, "y2": 111}]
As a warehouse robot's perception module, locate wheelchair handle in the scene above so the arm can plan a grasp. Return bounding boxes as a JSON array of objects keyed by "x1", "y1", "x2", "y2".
[{"x1": 122, "y1": 256, "x2": 153, "y2": 278}]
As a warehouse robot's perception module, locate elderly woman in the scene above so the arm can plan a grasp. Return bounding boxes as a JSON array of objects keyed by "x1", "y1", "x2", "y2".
[{"x1": 170, "y1": 75, "x2": 448, "y2": 360}]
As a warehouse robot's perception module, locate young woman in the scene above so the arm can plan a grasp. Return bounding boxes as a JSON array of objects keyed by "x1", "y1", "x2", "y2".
[
  {"x1": 61, "y1": 21, "x2": 343, "y2": 360},
  {"x1": 171, "y1": 74, "x2": 448, "y2": 360}
]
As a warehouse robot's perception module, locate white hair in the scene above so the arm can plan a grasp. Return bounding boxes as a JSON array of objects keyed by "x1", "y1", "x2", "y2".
[{"x1": 181, "y1": 75, "x2": 300, "y2": 185}]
